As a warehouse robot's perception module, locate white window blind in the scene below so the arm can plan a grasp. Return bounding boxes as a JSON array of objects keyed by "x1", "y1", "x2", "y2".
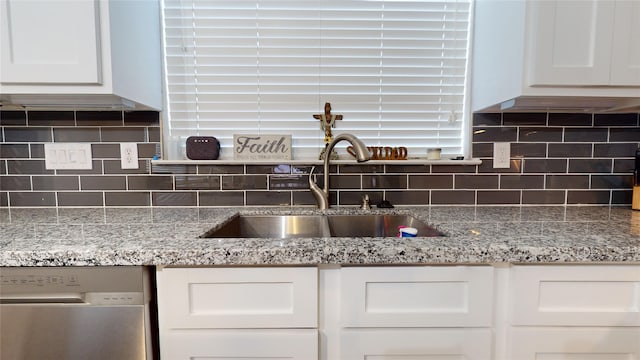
[{"x1": 162, "y1": 0, "x2": 471, "y2": 160}]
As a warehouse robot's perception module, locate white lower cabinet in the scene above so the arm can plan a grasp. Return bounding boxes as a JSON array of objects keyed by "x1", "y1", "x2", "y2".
[
  {"x1": 341, "y1": 328, "x2": 493, "y2": 359},
  {"x1": 157, "y1": 264, "x2": 640, "y2": 360},
  {"x1": 507, "y1": 265, "x2": 640, "y2": 360},
  {"x1": 330, "y1": 266, "x2": 495, "y2": 360},
  {"x1": 161, "y1": 329, "x2": 318, "y2": 360},
  {"x1": 510, "y1": 328, "x2": 640, "y2": 360},
  {"x1": 156, "y1": 267, "x2": 318, "y2": 360}
]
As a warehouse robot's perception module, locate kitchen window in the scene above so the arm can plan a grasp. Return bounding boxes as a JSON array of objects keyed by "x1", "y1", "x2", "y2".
[{"x1": 161, "y1": 0, "x2": 473, "y2": 160}]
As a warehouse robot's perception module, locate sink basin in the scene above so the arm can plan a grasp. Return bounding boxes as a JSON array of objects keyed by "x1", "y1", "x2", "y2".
[
  {"x1": 326, "y1": 215, "x2": 445, "y2": 237},
  {"x1": 202, "y1": 215, "x2": 331, "y2": 238},
  {"x1": 202, "y1": 214, "x2": 445, "y2": 238}
]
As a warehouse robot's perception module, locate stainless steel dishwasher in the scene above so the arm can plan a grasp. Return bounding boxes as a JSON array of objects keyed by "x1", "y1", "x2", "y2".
[{"x1": 0, "y1": 266, "x2": 157, "y2": 360}]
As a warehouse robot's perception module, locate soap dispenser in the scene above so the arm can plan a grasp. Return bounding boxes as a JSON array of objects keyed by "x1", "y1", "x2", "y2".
[{"x1": 633, "y1": 146, "x2": 640, "y2": 210}]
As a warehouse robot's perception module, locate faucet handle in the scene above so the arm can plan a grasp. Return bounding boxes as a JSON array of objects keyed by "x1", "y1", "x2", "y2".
[{"x1": 360, "y1": 194, "x2": 371, "y2": 210}]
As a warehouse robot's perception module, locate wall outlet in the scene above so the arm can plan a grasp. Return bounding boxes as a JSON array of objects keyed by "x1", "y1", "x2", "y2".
[
  {"x1": 493, "y1": 142, "x2": 511, "y2": 169},
  {"x1": 120, "y1": 143, "x2": 139, "y2": 169},
  {"x1": 44, "y1": 143, "x2": 93, "y2": 170}
]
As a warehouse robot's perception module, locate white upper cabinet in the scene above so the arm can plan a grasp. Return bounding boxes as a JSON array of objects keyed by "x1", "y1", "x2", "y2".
[
  {"x1": 529, "y1": 0, "x2": 615, "y2": 86},
  {"x1": 472, "y1": 0, "x2": 640, "y2": 112},
  {"x1": 0, "y1": 0, "x2": 162, "y2": 110},
  {"x1": 610, "y1": 0, "x2": 640, "y2": 85},
  {"x1": 531, "y1": 0, "x2": 640, "y2": 87},
  {"x1": 1, "y1": 0, "x2": 101, "y2": 84}
]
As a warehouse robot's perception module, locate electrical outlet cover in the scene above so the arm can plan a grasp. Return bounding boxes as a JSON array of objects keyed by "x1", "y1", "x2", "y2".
[
  {"x1": 120, "y1": 143, "x2": 139, "y2": 169},
  {"x1": 493, "y1": 142, "x2": 511, "y2": 169}
]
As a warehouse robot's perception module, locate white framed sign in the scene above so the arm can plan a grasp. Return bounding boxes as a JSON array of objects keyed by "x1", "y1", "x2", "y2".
[{"x1": 233, "y1": 134, "x2": 292, "y2": 160}]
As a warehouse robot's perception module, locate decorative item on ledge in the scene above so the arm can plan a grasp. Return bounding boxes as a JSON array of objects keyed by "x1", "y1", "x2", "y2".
[
  {"x1": 186, "y1": 136, "x2": 220, "y2": 160},
  {"x1": 233, "y1": 134, "x2": 292, "y2": 160},
  {"x1": 313, "y1": 102, "x2": 342, "y2": 160},
  {"x1": 347, "y1": 145, "x2": 408, "y2": 160}
]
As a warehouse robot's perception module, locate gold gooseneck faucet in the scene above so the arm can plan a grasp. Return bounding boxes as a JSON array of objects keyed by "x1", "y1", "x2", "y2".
[{"x1": 309, "y1": 133, "x2": 370, "y2": 209}]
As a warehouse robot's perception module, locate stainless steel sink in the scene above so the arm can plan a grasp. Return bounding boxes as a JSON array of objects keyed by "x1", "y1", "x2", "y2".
[
  {"x1": 202, "y1": 215, "x2": 331, "y2": 238},
  {"x1": 202, "y1": 214, "x2": 445, "y2": 238},
  {"x1": 326, "y1": 215, "x2": 445, "y2": 237}
]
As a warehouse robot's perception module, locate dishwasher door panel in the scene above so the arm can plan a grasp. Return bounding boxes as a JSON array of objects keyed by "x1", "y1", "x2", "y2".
[{"x1": 0, "y1": 305, "x2": 147, "y2": 360}]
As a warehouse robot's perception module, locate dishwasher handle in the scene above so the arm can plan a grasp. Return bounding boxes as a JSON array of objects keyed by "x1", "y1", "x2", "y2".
[
  {"x1": 1, "y1": 291, "x2": 145, "y2": 305},
  {"x1": 0, "y1": 293, "x2": 85, "y2": 304}
]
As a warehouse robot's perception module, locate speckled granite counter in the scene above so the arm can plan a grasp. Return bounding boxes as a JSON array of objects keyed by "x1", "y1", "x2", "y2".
[{"x1": 1, "y1": 206, "x2": 639, "y2": 266}]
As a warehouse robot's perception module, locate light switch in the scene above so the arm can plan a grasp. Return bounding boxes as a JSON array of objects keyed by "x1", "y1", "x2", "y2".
[{"x1": 44, "y1": 143, "x2": 93, "y2": 170}]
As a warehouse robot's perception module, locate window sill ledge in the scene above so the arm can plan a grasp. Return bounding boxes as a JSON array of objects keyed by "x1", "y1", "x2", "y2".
[{"x1": 152, "y1": 158, "x2": 482, "y2": 166}]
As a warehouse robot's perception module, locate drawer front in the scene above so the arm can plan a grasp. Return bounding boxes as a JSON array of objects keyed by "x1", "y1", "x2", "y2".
[
  {"x1": 341, "y1": 329, "x2": 492, "y2": 360},
  {"x1": 340, "y1": 266, "x2": 494, "y2": 327},
  {"x1": 511, "y1": 265, "x2": 640, "y2": 326},
  {"x1": 510, "y1": 328, "x2": 640, "y2": 359},
  {"x1": 161, "y1": 329, "x2": 318, "y2": 360},
  {"x1": 157, "y1": 267, "x2": 317, "y2": 329}
]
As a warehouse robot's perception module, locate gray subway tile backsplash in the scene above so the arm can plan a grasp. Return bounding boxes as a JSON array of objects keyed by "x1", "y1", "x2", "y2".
[
  {"x1": 1, "y1": 176, "x2": 31, "y2": 190},
  {"x1": 10, "y1": 192, "x2": 57, "y2": 207},
  {"x1": 76, "y1": 111, "x2": 124, "y2": 126},
  {"x1": 1, "y1": 110, "x2": 638, "y2": 207},
  {"x1": 5, "y1": 128, "x2": 52, "y2": 142},
  {"x1": 548, "y1": 113, "x2": 592, "y2": 127},
  {"x1": 81, "y1": 176, "x2": 127, "y2": 190},
  {"x1": 564, "y1": 128, "x2": 608, "y2": 142},
  {"x1": 519, "y1": 127, "x2": 563, "y2": 142},
  {"x1": 594, "y1": 113, "x2": 638, "y2": 127},
  {"x1": 408, "y1": 174, "x2": 453, "y2": 189},
  {"x1": 610, "y1": 128, "x2": 640, "y2": 142},
  {"x1": 567, "y1": 190, "x2": 611, "y2": 205},
  {"x1": 57, "y1": 192, "x2": 104, "y2": 207},
  {"x1": 53, "y1": 128, "x2": 101, "y2": 142},
  {"x1": 28, "y1": 111, "x2": 75, "y2": 126},
  {"x1": 1, "y1": 111, "x2": 27, "y2": 125},
  {"x1": 548, "y1": 143, "x2": 592, "y2": 158},
  {"x1": 32, "y1": 176, "x2": 79, "y2": 191},
  {"x1": 105, "y1": 192, "x2": 151, "y2": 206},
  {"x1": 1, "y1": 144, "x2": 30, "y2": 158},
  {"x1": 246, "y1": 191, "x2": 291, "y2": 206},
  {"x1": 101, "y1": 127, "x2": 146, "y2": 142},
  {"x1": 175, "y1": 175, "x2": 221, "y2": 190},
  {"x1": 7, "y1": 160, "x2": 54, "y2": 175},
  {"x1": 522, "y1": 190, "x2": 566, "y2": 205},
  {"x1": 568, "y1": 158, "x2": 612, "y2": 173},
  {"x1": 199, "y1": 191, "x2": 244, "y2": 207},
  {"x1": 477, "y1": 190, "x2": 520, "y2": 205},
  {"x1": 523, "y1": 159, "x2": 568, "y2": 173},
  {"x1": 152, "y1": 192, "x2": 197, "y2": 206},
  {"x1": 503, "y1": 112, "x2": 547, "y2": 126}
]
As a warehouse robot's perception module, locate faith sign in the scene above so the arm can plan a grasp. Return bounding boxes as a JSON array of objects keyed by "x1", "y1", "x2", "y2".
[{"x1": 233, "y1": 134, "x2": 292, "y2": 160}]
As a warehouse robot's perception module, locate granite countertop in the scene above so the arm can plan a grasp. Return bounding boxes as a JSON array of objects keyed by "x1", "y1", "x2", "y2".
[{"x1": 1, "y1": 206, "x2": 639, "y2": 266}]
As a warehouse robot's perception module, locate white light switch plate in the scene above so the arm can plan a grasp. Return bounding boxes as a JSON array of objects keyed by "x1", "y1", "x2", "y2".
[
  {"x1": 493, "y1": 142, "x2": 511, "y2": 169},
  {"x1": 120, "y1": 143, "x2": 139, "y2": 169},
  {"x1": 44, "y1": 143, "x2": 93, "y2": 170}
]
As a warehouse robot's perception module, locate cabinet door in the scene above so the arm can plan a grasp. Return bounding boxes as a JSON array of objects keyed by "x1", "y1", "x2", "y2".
[
  {"x1": 157, "y1": 267, "x2": 317, "y2": 329},
  {"x1": 161, "y1": 329, "x2": 318, "y2": 360},
  {"x1": 511, "y1": 265, "x2": 640, "y2": 326},
  {"x1": 0, "y1": 0, "x2": 101, "y2": 84},
  {"x1": 341, "y1": 329, "x2": 492, "y2": 360},
  {"x1": 340, "y1": 266, "x2": 493, "y2": 327},
  {"x1": 529, "y1": 0, "x2": 615, "y2": 86},
  {"x1": 510, "y1": 328, "x2": 640, "y2": 359},
  {"x1": 610, "y1": 0, "x2": 640, "y2": 85}
]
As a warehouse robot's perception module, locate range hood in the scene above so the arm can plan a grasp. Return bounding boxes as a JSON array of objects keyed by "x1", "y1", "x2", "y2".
[
  {"x1": 0, "y1": 94, "x2": 143, "y2": 111},
  {"x1": 476, "y1": 96, "x2": 640, "y2": 113}
]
